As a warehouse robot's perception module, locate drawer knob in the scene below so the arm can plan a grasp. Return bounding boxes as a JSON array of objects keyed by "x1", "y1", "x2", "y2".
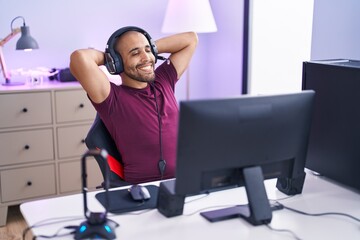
[
  {"x1": 22, "y1": 108, "x2": 28, "y2": 113},
  {"x1": 79, "y1": 103, "x2": 84, "y2": 108},
  {"x1": 27, "y1": 181, "x2": 32, "y2": 186},
  {"x1": 24, "y1": 145, "x2": 30, "y2": 150}
]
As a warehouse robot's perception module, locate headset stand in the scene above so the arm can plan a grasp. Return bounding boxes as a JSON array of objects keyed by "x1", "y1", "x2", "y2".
[
  {"x1": 75, "y1": 218, "x2": 117, "y2": 240},
  {"x1": 74, "y1": 149, "x2": 118, "y2": 239}
]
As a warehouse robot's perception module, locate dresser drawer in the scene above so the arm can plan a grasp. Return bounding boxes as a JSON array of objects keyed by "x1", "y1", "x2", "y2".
[
  {"x1": 59, "y1": 158, "x2": 103, "y2": 193},
  {"x1": 55, "y1": 89, "x2": 96, "y2": 123},
  {"x1": 0, "y1": 164, "x2": 56, "y2": 202},
  {"x1": 0, "y1": 129, "x2": 54, "y2": 166},
  {"x1": 0, "y1": 92, "x2": 52, "y2": 128},
  {"x1": 57, "y1": 124, "x2": 91, "y2": 159}
]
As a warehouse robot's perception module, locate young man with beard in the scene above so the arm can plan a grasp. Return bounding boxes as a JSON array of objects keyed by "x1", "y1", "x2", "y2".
[{"x1": 70, "y1": 27, "x2": 198, "y2": 184}]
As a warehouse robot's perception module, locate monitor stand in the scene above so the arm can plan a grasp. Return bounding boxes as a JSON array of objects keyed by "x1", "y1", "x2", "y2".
[{"x1": 200, "y1": 166, "x2": 272, "y2": 226}]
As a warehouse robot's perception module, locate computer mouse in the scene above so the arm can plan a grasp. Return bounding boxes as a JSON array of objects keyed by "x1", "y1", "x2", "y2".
[{"x1": 128, "y1": 185, "x2": 151, "y2": 201}]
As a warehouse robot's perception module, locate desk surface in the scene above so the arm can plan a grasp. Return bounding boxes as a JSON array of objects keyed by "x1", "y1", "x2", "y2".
[{"x1": 21, "y1": 170, "x2": 360, "y2": 240}]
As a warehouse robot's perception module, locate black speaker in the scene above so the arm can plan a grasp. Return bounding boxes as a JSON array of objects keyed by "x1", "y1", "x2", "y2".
[
  {"x1": 104, "y1": 26, "x2": 158, "y2": 75},
  {"x1": 276, "y1": 171, "x2": 306, "y2": 195},
  {"x1": 157, "y1": 180, "x2": 185, "y2": 217}
]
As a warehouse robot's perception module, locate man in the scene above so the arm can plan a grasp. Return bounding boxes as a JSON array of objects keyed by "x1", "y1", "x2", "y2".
[{"x1": 70, "y1": 27, "x2": 198, "y2": 184}]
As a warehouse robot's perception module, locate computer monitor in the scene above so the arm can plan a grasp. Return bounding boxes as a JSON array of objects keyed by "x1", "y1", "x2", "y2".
[{"x1": 174, "y1": 90, "x2": 315, "y2": 225}]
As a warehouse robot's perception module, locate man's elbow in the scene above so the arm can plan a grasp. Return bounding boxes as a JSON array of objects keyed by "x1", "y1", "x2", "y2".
[
  {"x1": 69, "y1": 50, "x2": 85, "y2": 81},
  {"x1": 70, "y1": 50, "x2": 84, "y2": 68},
  {"x1": 188, "y1": 32, "x2": 199, "y2": 47}
]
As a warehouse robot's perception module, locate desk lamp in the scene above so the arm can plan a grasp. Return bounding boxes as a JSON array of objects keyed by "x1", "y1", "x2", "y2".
[
  {"x1": 0, "y1": 16, "x2": 39, "y2": 86},
  {"x1": 162, "y1": 0, "x2": 217, "y2": 100}
]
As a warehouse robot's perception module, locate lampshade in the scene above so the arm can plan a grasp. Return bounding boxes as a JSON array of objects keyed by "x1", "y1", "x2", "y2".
[
  {"x1": 16, "y1": 25, "x2": 39, "y2": 50},
  {"x1": 162, "y1": 0, "x2": 217, "y2": 33}
]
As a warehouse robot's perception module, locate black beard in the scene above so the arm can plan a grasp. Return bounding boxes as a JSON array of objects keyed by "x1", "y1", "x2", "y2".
[{"x1": 123, "y1": 70, "x2": 155, "y2": 83}]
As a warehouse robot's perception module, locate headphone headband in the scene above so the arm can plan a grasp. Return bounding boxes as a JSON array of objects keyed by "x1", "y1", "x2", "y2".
[{"x1": 104, "y1": 26, "x2": 158, "y2": 74}]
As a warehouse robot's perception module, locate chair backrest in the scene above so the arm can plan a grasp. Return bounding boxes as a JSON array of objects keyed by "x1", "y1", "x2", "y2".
[{"x1": 85, "y1": 114, "x2": 129, "y2": 187}]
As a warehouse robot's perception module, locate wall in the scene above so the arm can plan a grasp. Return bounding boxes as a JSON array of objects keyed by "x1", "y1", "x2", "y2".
[
  {"x1": 248, "y1": 0, "x2": 360, "y2": 95},
  {"x1": 0, "y1": 0, "x2": 168, "y2": 69},
  {"x1": 0, "y1": 0, "x2": 244, "y2": 101},
  {"x1": 191, "y1": 0, "x2": 244, "y2": 99},
  {"x1": 4, "y1": 1, "x2": 359, "y2": 99},
  {"x1": 311, "y1": 0, "x2": 360, "y2": 60},
  {"x1": 248, "y1": 0, "x2": 314, "y2": 95}
]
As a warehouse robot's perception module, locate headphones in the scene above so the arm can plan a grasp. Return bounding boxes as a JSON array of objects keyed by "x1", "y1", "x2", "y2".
[{"x1": 104, "y1": 26, "x2": 159, "y2": 75}]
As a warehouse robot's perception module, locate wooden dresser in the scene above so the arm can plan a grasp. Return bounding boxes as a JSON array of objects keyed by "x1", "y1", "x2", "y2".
[{"x1": 0, "y1": 81, "x2": 102, "y2": 226}]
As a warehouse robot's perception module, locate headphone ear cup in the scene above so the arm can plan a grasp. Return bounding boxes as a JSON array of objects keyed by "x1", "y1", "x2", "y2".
[
  {"x1": 104, "y1": 49, "x2": 124, "y2": 74},
  {"x1": 104, "y1": 52, "x2": 116, "y2": 74},
  {"x1": 149, "y1": 38, "x2": 158, "y2": 63},
  {"x1": 114, "y1": 51, "x2": 124, "y2": 74}
]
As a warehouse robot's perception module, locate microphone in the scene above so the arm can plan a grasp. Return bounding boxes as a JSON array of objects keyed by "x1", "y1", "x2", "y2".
[
  {"x1": 157, "y1": 56, "x2": 167, "y2": 61},
  {"x1": 157, "y1": 55, "x2": 170, "y2": 65},
  {"x1": 158, "y1": 159, "x2": 167, "y2": 178}
]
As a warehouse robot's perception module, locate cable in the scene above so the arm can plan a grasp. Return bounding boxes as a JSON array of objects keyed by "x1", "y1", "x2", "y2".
[
  {"x1": 24, "y1": 216, "x2": 121, "y2": 240},
  {"x1": 280, "y1": 202, "x2": 360, "y2": 222},
  {"x1": 31, "y1": 225, "x2": 77, "y2": 239},
  {"x1": 267, "y1": 200, "x2": 359, "y2": 239},
  {"x1": 185, "y1": 192, "x2": 210, "y2": 204},
  {"x1": 150, "y1": 83, "x2": 166, "y2": 179},
  {"x1": 266, "y1": 201, "x2": 360, "y2": 239},
  {"x1": 10, "y1": 16, "x2": 25, "y2": 31},
  {"x1": 22, "y1": 215, "x2": 84, "y2": 240},
  {"x1": 265, "y1": 224, "x2": 303, "y2": 240},
  {"x1": 268, "y1": 195, "x2": 296, "y2": 202}
]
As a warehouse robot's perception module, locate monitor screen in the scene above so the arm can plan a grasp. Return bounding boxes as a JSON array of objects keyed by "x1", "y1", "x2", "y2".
[{"x1": 174, "y1": 90, "x2": 315, "y2": 225}]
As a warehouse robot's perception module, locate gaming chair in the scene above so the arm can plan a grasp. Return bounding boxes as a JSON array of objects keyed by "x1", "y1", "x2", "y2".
[{"x1": 85, "y1": 114, "x2": 130, "y2": 188}]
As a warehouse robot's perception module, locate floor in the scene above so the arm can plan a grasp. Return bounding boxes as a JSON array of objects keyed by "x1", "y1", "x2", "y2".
[{"x1": 0, "y1": 205, "x2": 33, "y2": 240}]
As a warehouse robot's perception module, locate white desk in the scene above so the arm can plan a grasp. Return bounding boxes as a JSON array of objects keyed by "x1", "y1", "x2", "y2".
[{"x1": 21, "y1": 171, "x2": 360, "y2": 240}]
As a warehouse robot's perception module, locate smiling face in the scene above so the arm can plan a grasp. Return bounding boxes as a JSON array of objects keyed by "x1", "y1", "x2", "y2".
[{"x1": 116, "y1": 31, "x2": 156, "y2": 87}]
